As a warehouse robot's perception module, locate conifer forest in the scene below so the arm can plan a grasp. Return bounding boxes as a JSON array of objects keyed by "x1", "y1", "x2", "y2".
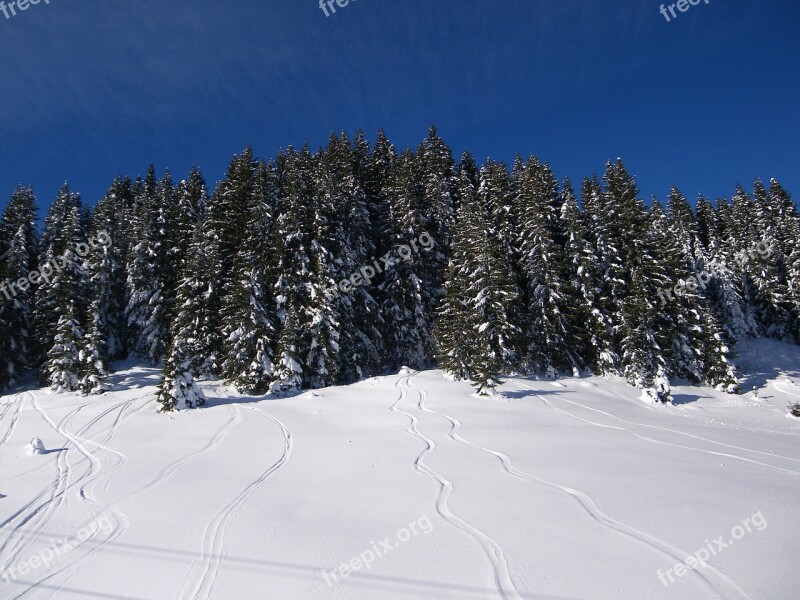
[{"x1": 2, "y1": 128, "x2": 798, "y2": 410}]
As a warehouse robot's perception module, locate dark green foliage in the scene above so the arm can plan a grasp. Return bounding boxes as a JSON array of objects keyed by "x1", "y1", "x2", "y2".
[{"x1": 6, "y1": 130, "x2": 800, "y2": 405}]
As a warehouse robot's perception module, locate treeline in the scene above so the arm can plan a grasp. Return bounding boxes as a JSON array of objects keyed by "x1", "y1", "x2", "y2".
[{"x1": 0, "y1": 128, "x2": 798, "y2": 408}]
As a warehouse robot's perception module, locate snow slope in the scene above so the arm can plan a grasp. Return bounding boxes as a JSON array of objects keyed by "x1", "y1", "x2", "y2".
[{"x1": 1, "y1": 340, "x2": 798, "y2": 600}]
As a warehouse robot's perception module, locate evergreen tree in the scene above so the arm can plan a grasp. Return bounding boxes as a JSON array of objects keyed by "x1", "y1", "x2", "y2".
[
  {"x1": 31, "y1": 184, "x2": 84, "y2": 368},
  {"x1": 515, "y1": 157, "x2": 572, "y2": 374},
  {"x1": 156, "y1": 334, "x2": 206, "y2": 412},
  {"x1": 435, "y1": 169, "x2": 519, "y2": 394},
  {"x1": 79, "y1": 296, "x2": 109, "y2": 395},
  {"x1": 46, "y1": 300, "x2": 84, "y2": 393},
  {"x1": 0, "y1": 187, "x2": 39, "y2": 387},
  {"x1": 220, "y1": 157, "x2": 279, "y2": 393}
]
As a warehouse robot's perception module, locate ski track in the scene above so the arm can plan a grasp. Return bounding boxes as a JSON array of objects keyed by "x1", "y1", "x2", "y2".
[
  {"x1": 179, "y1": 403, "x2": 293, "y2": 600},
  {"x1": 0, "y1": 392, "x2": 24, "y2": 448},
  {"x1": 407, "y1": 375, "x2": 751, "y2": 600},
  {"x1": 568, "y1": 379, "x2": 800, "y2": 455},
  {"x1": 21, "y1": 394, "x2": 241, "y2": 600},
  {"x1": 0, "y1": 392, "x2": 144, "y2": 598},
  {"x1": 773, "y1": 382, "x2": 800, "y2": 401},
  {"x1": 517, "y1": 382, "x2": 800, "y2": 477},
  {"x1": 35, "y1": 403, "x2": 242, "y2": 600},
  {"x1": 392, "y1": 375, "x2": 522, "y2": 600},
  {"x1": 17, "y1": 396, "x2": 138, "y2": 600}
]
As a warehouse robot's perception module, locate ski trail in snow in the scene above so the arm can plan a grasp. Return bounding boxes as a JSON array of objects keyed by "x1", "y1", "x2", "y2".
[
  {"x1": 407, "y1": 376, "x2": 750, "y2": 600},
  {"x1": 0, "y1": 395, "x2": 83, "y2": 574},
  {"x1": 564, "y1": 380, "x2": 800, "y2": 459},
  {"x1": 521, "y1": 383, "x2": 800, "y2": 476},
  {"x1": 0, "y1": 393, "x2": 136, "y2": 595},
  {"x1": 391, "y1": 375, "x2": 522, "y2": 600},
  {"x1": 773, "y1": 382, "x2": 800, "y2": 401},
  {"x1": 33, "y1": 405, "x2": 243, "y2": 600},
  {"x1": 21, "y1": 398, "x2": 137, "y2": 600},
  {"x1": 15, "y1": 399, "x2": 239, "y2": 600},
  {"x1": 180, "y1": 404, "x2": 293, "y2": 600},
  {"x1": 0, "y1": 392, "x2": 24, "y2": 448}
]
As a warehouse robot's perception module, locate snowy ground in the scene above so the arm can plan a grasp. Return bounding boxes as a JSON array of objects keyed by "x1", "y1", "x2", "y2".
[{"x1": 1, "y1": 339, "x2": 799, "y2": 600}]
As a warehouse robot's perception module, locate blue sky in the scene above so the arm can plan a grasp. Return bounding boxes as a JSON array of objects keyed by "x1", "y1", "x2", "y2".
[{"x1": 0, "y1": 0, "x2": 798, "y2": 214}]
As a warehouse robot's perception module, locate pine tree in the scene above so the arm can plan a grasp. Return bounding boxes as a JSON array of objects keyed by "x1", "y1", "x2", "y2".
[
  {"x1": 515, "y1": 157, "x2": 572, "y2": 374},
  {"x1": 31, "y1": 184, "x2": 84, "y2": 368},
  {"x1": 270, "y1": 146, "x2": 316, "y2": 391},
  {"x1": 0, "y1": 187, "x2": 38, "y2": 387},
  {"x1": 270, "y1": 303, "x2": 305, "y2": 395},
  {"x1": 156, "y1": 335, "x2": 206, "y2": 411},
  {"x1": 220, "y1": 157, "x2": 279, "y2": 393},
  {"x1": 599, "y1": 160, "x2": 667, "y2": 387},
  {"x1": 558, "y1": 178, "x2": 599, "y2": 371},
  {"x1": 125, "y1": 167, "x2": 175, "y2": 364},
  {"x1": 380, "y1": 148, "x2": 432, "y2": 369},
  {"x1": 79, "y1": 296, "x2": 109, "y2": 395},
  {"x1": 435, "y1": 169, "x2": 519, "y2": 394},
  {"x1": 89, "y1": 178, "x2": 131, "y2": 360},
  {"x1": 46, "y1": 300, "x2": 84, "y2": 393},
  {"x1": 37, "y1": 200, "x2": 88, "y2": 387}
]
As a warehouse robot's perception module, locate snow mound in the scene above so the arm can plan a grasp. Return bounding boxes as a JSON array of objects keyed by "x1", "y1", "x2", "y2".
[
  {"x1": 398, "y1": 366, "x2": 415, "y2": 375},
  {"x1": 25, "y1": 437, "x2": 45, "y2": 455}
]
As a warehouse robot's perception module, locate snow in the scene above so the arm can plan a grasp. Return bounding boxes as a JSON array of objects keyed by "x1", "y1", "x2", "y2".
[
  {"x1": 0, "y1": 340, "x2": 798, "y2": 599},
  {"x1": 23, "y1": 437, "x2": 45, "y2": 456}
]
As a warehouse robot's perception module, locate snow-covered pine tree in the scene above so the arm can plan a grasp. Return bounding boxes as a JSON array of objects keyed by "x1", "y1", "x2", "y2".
[
  {"x1": 79, "y1": 295, "x2": 109, "y2": 395},
  {"x1": 750, "y1": 179, "x2": 794, "y2": 339},
  {"x1": 318, "y1": 133, "x2": 381, "y2": 383},
  {"x1": 46, "y1": 299, "x2": 84, "y2": 393},
  {"x1": 125, "y1": 166, "x2": 174, "y2": 364},
  {"x1": 379, "y1": 148, "x2": 430, "y2": 369},
  {"x1": 91, "y1": 177, "x2": 133, "y2": 360},
  {"x1": 415, "y1": 126, "x2": 456, "y2": 322},
  {"x1": 0, "y1": 187, "x2": 39, "y2": 387},
  {"x1": 768, "y1": 179, "x2": 800, "y2": 341},
  {"x1": 435, "y1": 168, "x2": 520, "y2": 394},
  {"x1": 270, "y1": 302, "x2": 305, "y2": 395},
  {"x1": 31, "y1": 184, "x2": 84, "y2": 369},
  {"x1": 37, "y1": 200, "x2": 89, "y2": 388},
  {"x1": 156, "y1": 225, "x2": 213, "y2": 410},
  {"x1": 558, "y1": 178, "x2": 599, "y2": 372},
  {"x1": 270, "y1": 146, "x2": 316, "y2": 392},
  {"x1": 515, "y1": 156, "x2": 573, "y2": 374},
  {"x1": 156, "y1": 334, "x2": 206, "y2": 411},
  {"x1": 219, "y1": 155, "x2": 279, "y2": 393},
  {"x1": 580, "y1": 175, "x2": 620, "y2": 374},
  {"x1": 601, "y1": 160, "x2": 668, "y2": 387},
  {"x1": 700, "y1": 196, "x2": 759, "y2": 341}
]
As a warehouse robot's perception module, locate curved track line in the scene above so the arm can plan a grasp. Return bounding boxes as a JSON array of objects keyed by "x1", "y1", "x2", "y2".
[
  {"x1": 32, "y1": 405, "x2": 243, "y2": 600},
  {"x1": 0, "y1": 394, "x2": 136, "y2": 594},
  {"x1": 561, "y1": 381, "x2": 800, "y2": 462},
  {"x1": 392, "y1": 376, "x2": 522, "y2": 600},
  {"x1": 180, "y1": 404, "x2": 293, "y2": 600},
  {"x1": 517, "y1": 383, "x2": 800, "y2": 478},
  {"x1": 0, "y1": 392, "x2": 24, "y2": 448},
  {"x1": 409, "y1": 375, "x2": 751, "y2": 600}
]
